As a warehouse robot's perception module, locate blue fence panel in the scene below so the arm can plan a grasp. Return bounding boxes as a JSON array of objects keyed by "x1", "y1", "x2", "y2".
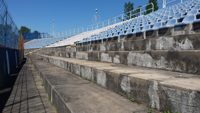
[{"x1": 0, "y1": 0, "x2": 19, "y2": 49}]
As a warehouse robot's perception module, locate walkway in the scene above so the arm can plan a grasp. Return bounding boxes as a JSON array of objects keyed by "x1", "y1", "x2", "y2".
[{"x1": 2, "y1": 58, "x2": 57, "y2": 113}]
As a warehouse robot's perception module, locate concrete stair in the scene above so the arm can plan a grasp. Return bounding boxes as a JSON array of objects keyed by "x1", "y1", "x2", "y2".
[
  {"x1": 37, "y1": 34, "x2": 200, "y2": 75},
  {"x1": 30, "y1": 53, "x2": 200, "y2": 113},
  {"x1": 30, "y1": 55, "x2": 149, "y2": 113},
  {"x1": 38, "y1": 49, "x2": 200, "y2": 74},
  {"x1": 30, "y1": 33, "x2": 200, "y2": 113}
]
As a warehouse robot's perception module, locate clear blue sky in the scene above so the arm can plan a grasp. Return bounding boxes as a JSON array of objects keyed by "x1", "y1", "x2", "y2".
[{"x1": 6, "y1": 0, "x2": 162, "y2": 34}]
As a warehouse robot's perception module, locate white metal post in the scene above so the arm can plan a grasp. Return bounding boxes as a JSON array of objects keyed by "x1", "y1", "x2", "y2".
[
  {"x1": 163, "y1": 0, "x2": 167, "y2": 8},
  {"x1": 114, "y1": 17, "x2": 117, "y2": 24}
]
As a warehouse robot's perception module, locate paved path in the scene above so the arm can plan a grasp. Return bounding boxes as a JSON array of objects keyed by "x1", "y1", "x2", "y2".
[{"x1": 2, "y1": 58, "x2": 57, "y2": 113}]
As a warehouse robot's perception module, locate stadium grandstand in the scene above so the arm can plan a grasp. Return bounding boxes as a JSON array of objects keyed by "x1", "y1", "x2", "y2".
[
  {"x1": 26, "y1": 0, "x2": 200, "y2": 112},
  {"x1": 2, "y1": 0, "x2": 200, "y2": 113}
]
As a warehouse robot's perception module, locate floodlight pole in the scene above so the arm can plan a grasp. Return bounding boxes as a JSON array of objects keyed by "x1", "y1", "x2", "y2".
[
  {"x1": 51, "y1": 19, "x2": 55, "y2": 37},
  {"x1": 94, "y1": 8, "x2": 100, "y2": 29}
]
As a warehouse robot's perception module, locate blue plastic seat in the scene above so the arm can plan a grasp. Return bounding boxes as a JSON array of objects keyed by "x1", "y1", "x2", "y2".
[
  {"x1": 152, "y1": 22, "x2": 162, "y2": 30},
  {"x1": 73, "y1": 0, "x2": 200, "y2": 45},
  {"x1": 183, "y1": 15, "x2": 196, "y2": 24},
  {"x1": 166, "y1": 19, "x2": 177, "y2": 27}
]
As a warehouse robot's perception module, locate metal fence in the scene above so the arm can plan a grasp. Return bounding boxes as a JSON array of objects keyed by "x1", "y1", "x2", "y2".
[{"x1": 0, "y1": 0, "x2": 19, "y2": 49}]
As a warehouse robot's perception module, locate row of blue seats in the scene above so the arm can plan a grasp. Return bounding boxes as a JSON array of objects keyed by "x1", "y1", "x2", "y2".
[
  {"x1": 79, "y1": 0, "x2": 200, "y2": 43},
  {"x1": 25, "y1": 36, "x2": 67, "y2": 49}
]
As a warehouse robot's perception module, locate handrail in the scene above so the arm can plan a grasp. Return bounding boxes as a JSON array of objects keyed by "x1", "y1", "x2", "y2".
[
  {"x1": 51, "y1": 2, "x2": 155, "y2": 38},
  {"x1": 50, "y1": 0, "x2": 188, "y2": 38},
  {"x1": 165, "y1": 0, "x2": 187, "y2": 7}
]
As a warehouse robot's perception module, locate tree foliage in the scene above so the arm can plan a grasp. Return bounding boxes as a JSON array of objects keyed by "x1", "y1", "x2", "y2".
[
  {"x1": 124, "y1": 1, "x2": 134, "y2": 20},
  {"x1": 19, "y1": 26, "x2": 30, "y2": 34},
  {"x1": 132, "y1": 6, "x2": 141, "y2": 18},
  {"x1": 19, "y1": 26, "x2": 41, "y2": 42},
  {"x1": 146, "y1": 0, "x2": 158, "y2": 14}
]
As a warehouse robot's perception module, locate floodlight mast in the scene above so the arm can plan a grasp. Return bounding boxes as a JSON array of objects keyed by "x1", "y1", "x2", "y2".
[
  {"x1": 51, "y1": 19, "x2": 55, "y2": 37},
  {"x1": 94, "y1": 8, "x2": 99, "y2": 29}
]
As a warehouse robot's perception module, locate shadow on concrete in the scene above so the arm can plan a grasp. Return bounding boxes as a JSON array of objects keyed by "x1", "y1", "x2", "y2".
[{"x1": 0, "y1": 58, "x2": 26, "y2": 113}]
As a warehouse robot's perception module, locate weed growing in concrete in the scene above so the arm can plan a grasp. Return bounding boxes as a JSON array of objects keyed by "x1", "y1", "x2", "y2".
[
  {"x1": 163, "y1": 110, "x2": 179, "y2": 113},
  {"x1": 127, "y1": 95, "x2": 135, "y2": 102},
  {"x1": 147, "y1": 108, "x2": 154, "y2": 113}
]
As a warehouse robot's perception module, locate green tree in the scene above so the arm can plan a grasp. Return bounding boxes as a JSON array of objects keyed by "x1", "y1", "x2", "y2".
[
  {"x1": 132, "y1": 6, "x2": 141, "y2": 18},
  {"x1": 19, "y1": 26, "x2": 31, "y2": 34},
  {"x1": 124, "y1": 1, "x2": 134, "y2": 20},
  {"x1": 146, "y1": 0, "x2": 158, "y2": 14}
]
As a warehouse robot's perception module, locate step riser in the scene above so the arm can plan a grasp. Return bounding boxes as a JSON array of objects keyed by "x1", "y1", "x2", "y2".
[
  {"x1": 38, "y1": 34, "x2": 200, "y2": 56},
  {"x1": 38, "y1": 54, "x2": 200, "y2": 113},
  {"x1": 76, "y1": 34, "x2": 200, "y2": 51},
  {"x1": 40, "y1": 50, "x2": 200, "y2": 75}
]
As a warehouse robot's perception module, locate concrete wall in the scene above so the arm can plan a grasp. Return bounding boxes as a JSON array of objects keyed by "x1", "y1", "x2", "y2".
[{"x1": 76, "y1": 34, "x2": 199, "y2": 52}]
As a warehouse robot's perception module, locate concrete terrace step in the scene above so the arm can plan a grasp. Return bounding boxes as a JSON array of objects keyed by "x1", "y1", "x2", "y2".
[
  {"x1": 76, "y1": 34, "x2": 200, "y2": 52},
  {"x1": 30, "y1": 55, "x2": 149, "y2": 113},
  {"x1": 34, "y1": 54, "x2": 200, "y2": 113},
  {"x1": 45, "y1": 50, "x2": 200, "y2": 74}
]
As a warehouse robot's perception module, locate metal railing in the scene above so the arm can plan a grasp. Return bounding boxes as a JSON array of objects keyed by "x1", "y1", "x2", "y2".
[
  {"x1": 48, "y1": 0, "x2": 190, "y2": 39},
  {"x1": 165, "y1": 0, "x2": 186, "y2": 8},
  {"x1": 52, "y1": 2, "x2": 155, "y2": 38},
  {"x1": 0, "y1": 0, "x2": 19, "y2": 49}
]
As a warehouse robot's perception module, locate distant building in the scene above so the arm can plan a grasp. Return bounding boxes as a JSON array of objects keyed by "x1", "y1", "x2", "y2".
[
  {"x1": 23, "y1": 32, "x2": 41, "y2": 42},
  {"x1": 23, "y1": 32, "x2": 53, "y2": 42}
]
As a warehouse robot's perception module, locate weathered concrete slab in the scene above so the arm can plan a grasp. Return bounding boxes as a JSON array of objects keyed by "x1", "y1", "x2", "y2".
[
  {"x1": 36, "y1": 34, "x2": 200, "y2": 57},
  {"x1": 35, "y1": 34, "x2": 200, "y2": 75},
  {"x1": 2, "y1": 58, "x2": 56, "y2": 113},
  {"x1": 35, "y1": 54, "x2": 200, "y2": 113},
  {"x1": 37, "y1": 49, "x2": 200, "y2": 75},
  {"x1": 74, "y1": 34, "x2": 200, "y2": 51},
  {"x1": 31, "y1": 55, "x2": 149, "y2": 113}
]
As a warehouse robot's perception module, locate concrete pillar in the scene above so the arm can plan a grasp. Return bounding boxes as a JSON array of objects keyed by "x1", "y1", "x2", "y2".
[
  {"x1": 143, "y1": 32, "x2": 146, "y2": 39},
  {"x1": 156, "y1": 30, "x2": 159, "y2": 37},
  {"x1": 188, "y1": 24, "x2": 193, "y2": 34},
  {"x1": 171, "y1": 27, "x2": 175, "y2": 36},
  {"x1": 118, "y1": 36, "x2": 120, "y2": 43}
]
